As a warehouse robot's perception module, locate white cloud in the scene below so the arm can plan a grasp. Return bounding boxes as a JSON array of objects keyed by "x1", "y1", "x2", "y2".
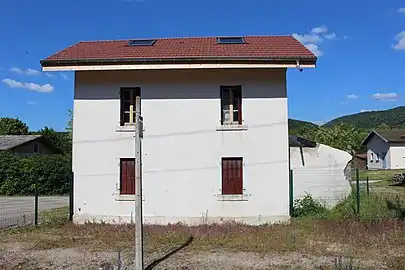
[
  {"x1": 2, "y1": 78, "x2": 54, "y2": 93},
  {"x1": 60, "y1": 73, "x2": 69, "y2": 80},
  {"x1": 347, "y1": 94, "x2": 359, "y2": 99},
  {"x1": 305, "y1": 44, "x2": 323, "y2": 57},
  {"x1": 311, "y1": 26, "x2": 328, "y2": 34},
  {"x1": 398, "y1": 7, "x2": 405, "y2": 13},
  {"x1": 324, "y1": 32, "x2": 337, "y2": 40},
  {"x1": 10, "y1": 67, "x2": 40, "y2": 76},
  {"x1": 292, "y1": 33, "x2": 322, "y2": 44},
  {"x1": 293, "y1": 25, "x2": 341, "y2": 57},
  {"x1": 313, "y1": 120, "x2": 327, "y2": 126},
  {"x1": 371, "y1": 92, "x2": 398, "y2": 101},
  {"x1": 393, "y1": 31, "x2": 405, "y2": 50},
  {"x1": 45, "y1": 73, "x2": 55, "y2": 78},
  {"x1": 2, "y1": 78, "x2": 24, "y2": 88},
  {"x1": 360, "y1": 109, "x2": 370, "y2": 113}
]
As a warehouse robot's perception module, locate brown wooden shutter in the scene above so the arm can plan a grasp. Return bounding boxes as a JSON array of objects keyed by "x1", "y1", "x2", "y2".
[
  {"x1": 236, "y1": 87, "x2": 242, "y2": 125},
  {"x1": 120, "y1": 158, "x2": 135, "y2": 195},
  {"x1": 120, "y1": 89, "x2": 125, "y2": 126},
  {"x1": 222, "y1": 157, "x2": 243, "y2": 195}
]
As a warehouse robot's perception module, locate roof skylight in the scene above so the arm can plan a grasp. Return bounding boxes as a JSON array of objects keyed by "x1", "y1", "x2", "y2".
[
  {"x1": 128, "y1": 39, "x2": 156, "y2": 46},
  {"x1": 217, "y1": 37, "x2": 245, "y2": 44}
]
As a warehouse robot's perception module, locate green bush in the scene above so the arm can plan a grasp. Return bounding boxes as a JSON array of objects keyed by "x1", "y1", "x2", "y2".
[
  {"x1": 329, "y1": 190, "x2": 397, "y2": 222},
  {"x1": 292, "y1": 193, "x2": 329, "y2": 218},
  {"x1": 385, "y1": 196, "x2": 405, "y2": 220},
  {"x1": 292, "y1": 192, "x2": 402, "y2": 222},
  {"x1": 0, "y1": 151, "x2": 71, "y2": 196}
]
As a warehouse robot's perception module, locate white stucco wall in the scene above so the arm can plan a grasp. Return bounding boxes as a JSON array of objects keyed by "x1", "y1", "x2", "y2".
[
  {"x1": 72, "y1": 69, "x2": 290, "y2": 225},
  {"x1": 290, "y1": 144, "x2": 352, "y2": 208},
  {"x1": 366, "y1": 135, "x2": 390, "y2": 169},
  {"x1": 389, "y1": 145, "x2": 405, "y2": 169}
]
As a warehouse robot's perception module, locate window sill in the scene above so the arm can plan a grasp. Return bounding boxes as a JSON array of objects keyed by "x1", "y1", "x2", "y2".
[
  {"x1": 216, "y1": 124, "x2": 248, "y2": 131},
  {"x1": 114, "y1": 194, "x2": 145, "y2": 201},
  {"x1": 116, "y1": 124, "x2": 136, "y2": 132},
  {"x1": 216, "y1": 194, "x2": 250, "y2": 201}
]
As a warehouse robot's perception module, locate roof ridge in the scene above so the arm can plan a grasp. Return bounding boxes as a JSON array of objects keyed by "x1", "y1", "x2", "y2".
[{"x1": 77, "y1": 35, "x2": 295, "y2": 43}]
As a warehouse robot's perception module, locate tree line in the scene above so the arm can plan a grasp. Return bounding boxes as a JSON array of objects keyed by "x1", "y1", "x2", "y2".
[{"x1": 290, "y1": 121, "x2": 394, "y2": 154}]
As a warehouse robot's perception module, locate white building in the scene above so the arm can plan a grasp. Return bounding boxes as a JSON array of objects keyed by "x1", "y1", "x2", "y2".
[
  {"x1": 40, "y1": 36, "x2": 317, "y2": 225},
  {"x1": 362, "y1": 130, "x2": 405, "y2": 170}
]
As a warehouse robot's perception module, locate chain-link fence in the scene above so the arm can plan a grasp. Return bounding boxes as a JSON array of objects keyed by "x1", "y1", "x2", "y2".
[{"x1": 0, "y1": 195, "x2": 69, "y2": 228}]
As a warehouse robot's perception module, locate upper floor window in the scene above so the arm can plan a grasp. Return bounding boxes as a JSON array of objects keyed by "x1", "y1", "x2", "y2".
[
  {"x1": 220, "y1": 86, "x2": 242, "y2": 125},
  {"x1": 120, "y1": 88, "x2": 141, "y2": 126}
]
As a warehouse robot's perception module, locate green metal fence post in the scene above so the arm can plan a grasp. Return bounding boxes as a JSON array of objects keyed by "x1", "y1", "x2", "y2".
[
  {"x1": 34, "y1": 183, "x2": 39, "y2": 226},
  {"x1": 69, "y1": 172, "x2": 74, "y2": 222},
  {"x1": 366, "y1": 176, "x2": 370, "y2": 196},
  {"x1": 356, "y1": 169, "x2": 360, "y2": 215},
  {"x1": 289, "y1": 169, "x2": 294, "y2": 217}
]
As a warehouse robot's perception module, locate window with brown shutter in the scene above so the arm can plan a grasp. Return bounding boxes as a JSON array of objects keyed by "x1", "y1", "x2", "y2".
[
  {"x1": 120, "y1": 88, "x2": 141, "y2": 126},
  {"x1": 221, "y1": 157, "x2": 243, "y2": 195},
  {"x1": 220, "y1": 86, "x2": 242, "y2": 125},
  {"x1": 120, "y1": 158, "x2": 135, "y2": 195}
]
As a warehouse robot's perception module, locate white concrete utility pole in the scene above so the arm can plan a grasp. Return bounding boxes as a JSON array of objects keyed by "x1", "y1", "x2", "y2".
[{"x1": 134, "y1": 96, "x2": 144, "y2": 269}]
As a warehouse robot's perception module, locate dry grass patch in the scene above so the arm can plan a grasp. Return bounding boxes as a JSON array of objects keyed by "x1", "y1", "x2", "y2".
[
  {"x1": 2, "y1": 206, "x2": 405, "y2": 267},
  {"x1": 2, "y1": 218, "x2": 405, "y2": 260}
]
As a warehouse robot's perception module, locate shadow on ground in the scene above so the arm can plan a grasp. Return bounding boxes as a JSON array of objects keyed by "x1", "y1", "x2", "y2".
[{"x1": 145, "y1": 236, "x2": 194, "y2": 269}]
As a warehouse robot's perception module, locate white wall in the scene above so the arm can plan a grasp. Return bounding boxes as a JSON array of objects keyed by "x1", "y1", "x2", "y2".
[
  {"x1": 290, "y1": 144, "x2": 352, "y2": 208},
  {"x1": 72, "y1": 69, "x2": 290, "y2": 225},
  {"x1": 389, "y1": 145, "x2": 405, "y2": 169},
  {"x1": 366, "y1": 135, "x2": 390, "y2": 169}
]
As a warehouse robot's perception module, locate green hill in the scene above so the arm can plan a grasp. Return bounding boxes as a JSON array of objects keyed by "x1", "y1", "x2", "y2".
[
  {"x1": 324, "y1": 106, "x2": 405, "y2": 129},
  {"x1": 288, "y1": 119, "x2": 318, "y2": 134}
]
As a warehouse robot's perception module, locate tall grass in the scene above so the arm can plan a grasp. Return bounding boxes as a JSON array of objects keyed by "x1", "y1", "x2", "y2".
[{"x1": 293, "y1": 191, "x2": 403, "y2": 222}]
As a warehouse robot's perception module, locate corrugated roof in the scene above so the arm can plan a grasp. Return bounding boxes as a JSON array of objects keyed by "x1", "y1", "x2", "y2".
[
  {"x1": 0, "y1": 135, "x2": 42, "y2": 150},
  {"x1": 289, "y1": 135, "x2": 317, "y2": 148},
  {"x1": 40, "y1": 36, "x2": 316, "y2": 65}
]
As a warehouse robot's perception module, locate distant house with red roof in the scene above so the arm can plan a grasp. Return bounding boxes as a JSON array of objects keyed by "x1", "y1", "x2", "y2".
[{"x1": 41, "y1": 35, "x2": 316, "y2": 225}]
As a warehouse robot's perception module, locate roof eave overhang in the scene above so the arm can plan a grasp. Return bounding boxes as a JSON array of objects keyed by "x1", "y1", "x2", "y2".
[
  {"x1": 40, "y1": 57, "x2": 317, "y2": 72},
  {"x1": 361, "y1": 130, "x2": 389, "y2": 146}
]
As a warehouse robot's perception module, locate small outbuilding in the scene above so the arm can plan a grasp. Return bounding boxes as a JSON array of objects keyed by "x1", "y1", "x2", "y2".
[{"x1": 289, "y1": 135, "x2": 353, "y2": 208}]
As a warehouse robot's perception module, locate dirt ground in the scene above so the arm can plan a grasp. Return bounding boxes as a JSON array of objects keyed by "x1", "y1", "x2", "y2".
[
  {"x1": 0, "y1": 242, "x2": 388, "y2": 269},
  {"x1": 1, "y1": 209, "x2": 405, "y2": 269}
]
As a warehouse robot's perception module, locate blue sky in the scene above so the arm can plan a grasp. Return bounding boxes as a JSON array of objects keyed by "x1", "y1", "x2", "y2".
[{"x1": 0, "y1": 0, "x2": 404, "y2": 130}]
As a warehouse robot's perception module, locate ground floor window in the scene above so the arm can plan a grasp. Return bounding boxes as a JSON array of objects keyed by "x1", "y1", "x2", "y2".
[
  {"x1": 221, "y1": 157, "x2": 243, "y2": 195},
  {"x1": 120, "y1": 158, "x2": 135, "y2": 195}
]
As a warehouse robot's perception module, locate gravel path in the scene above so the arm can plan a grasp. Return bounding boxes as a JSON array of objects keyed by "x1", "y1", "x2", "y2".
[
  {"x1": 0, "y1": 242, "x2": 389, "y2": 269},
  {"x1": 0, "y1": 196, "x2": 68, "y2": 228}
]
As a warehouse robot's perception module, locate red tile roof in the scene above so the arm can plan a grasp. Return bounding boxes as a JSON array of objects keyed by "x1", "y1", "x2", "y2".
[{"x1": 41, "y1": 36, "x2": 316, "y2": 66}]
